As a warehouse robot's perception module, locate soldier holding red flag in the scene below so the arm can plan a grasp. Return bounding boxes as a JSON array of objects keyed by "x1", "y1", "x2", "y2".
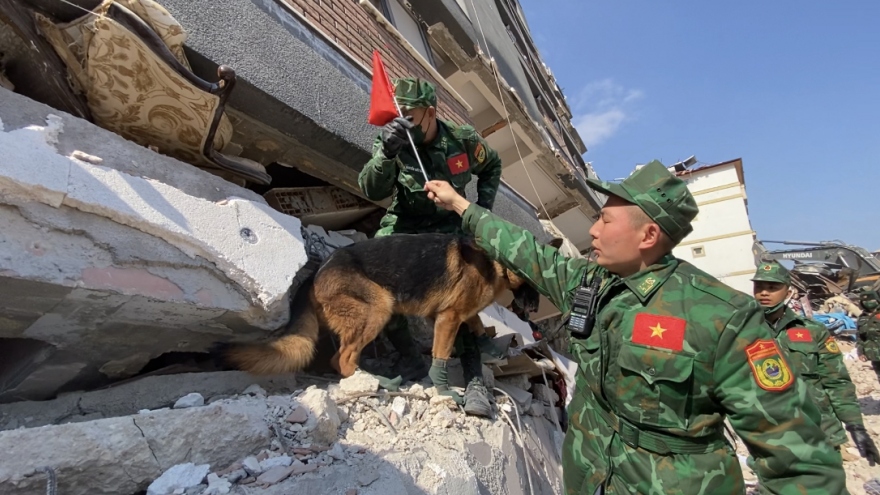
[{"x1": 359, "y1": 54, "x2": 503, "y2": 416}]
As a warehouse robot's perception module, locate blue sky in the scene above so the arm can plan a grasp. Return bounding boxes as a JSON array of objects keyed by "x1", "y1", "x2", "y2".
[{"x1": 519, "y1": 0, "x2": 880, "y2": 251}]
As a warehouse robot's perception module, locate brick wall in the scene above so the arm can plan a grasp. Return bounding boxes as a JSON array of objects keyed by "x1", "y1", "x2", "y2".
[{"x1": 281, "y1": 0, "x2": 470, "y2": 127}]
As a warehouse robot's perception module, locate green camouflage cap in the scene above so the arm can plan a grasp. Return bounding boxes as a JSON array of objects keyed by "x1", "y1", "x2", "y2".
[
  {"x1": 751, "y1": 260, "x2": 791, "y2": 285},
  {"x1": 585, "y1": 160, "x2": 699, "y2": 243},
  {"x1": 393, "y1": 77, "x2": 437, "y2": 110}
]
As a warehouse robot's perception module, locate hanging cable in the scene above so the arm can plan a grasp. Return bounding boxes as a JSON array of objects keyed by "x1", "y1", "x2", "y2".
[{"x1": 468, "y1": 0, "x2": 561, "y2": 230}]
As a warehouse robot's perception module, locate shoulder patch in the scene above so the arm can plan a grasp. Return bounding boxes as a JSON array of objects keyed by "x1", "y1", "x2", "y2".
[
  {"x1": 786, "y1": 328, "x2": 813, "y2": 343},
  {"x1": 824, "y1": 337, "x2": 840, "y2": 354},
  {"x1": 474, "y1": 142, "x2": 487, "y2": 164},
  {"x1": 745, "y1": 339, "x2": 794, "y2": 392}
]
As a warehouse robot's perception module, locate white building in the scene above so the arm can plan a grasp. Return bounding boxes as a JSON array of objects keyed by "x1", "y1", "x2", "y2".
[{"x1": 671, "y1": 158, "x2": 757, "y2": 294}]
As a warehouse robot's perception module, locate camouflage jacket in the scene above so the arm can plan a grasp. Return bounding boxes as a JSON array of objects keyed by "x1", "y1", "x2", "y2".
[
  {"x1": 358, "y1": 120, "x2": 502, "y2": 237},
  {"x1": 460, "y1": 204, "x2": 846, "y2": 495},
  {"x1": 857, "y1": 309, "x2": 880, "y2": 361},
  {"x1": 768, "y1": 308, "x2": 862, "y2": 446}
]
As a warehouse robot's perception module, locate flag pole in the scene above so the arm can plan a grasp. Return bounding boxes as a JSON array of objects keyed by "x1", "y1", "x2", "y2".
[{"x1": 387, "y1": 79, "x2": 430, "y2": 184}]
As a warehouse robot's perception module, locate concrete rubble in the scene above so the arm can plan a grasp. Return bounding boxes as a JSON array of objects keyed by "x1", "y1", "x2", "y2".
[
  {"x1": 0, "y1": 88, "x2": 313, "y2": 402},
  {"x1": 0, "y1": 372, "x2": 566, "y2": 495}
]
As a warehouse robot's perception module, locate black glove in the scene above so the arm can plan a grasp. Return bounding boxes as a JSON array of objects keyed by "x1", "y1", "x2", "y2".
[
  {"x1": 380, "y1": 116, "x2": 414, "y2": 158},
  {"x1": 847, "y1": 423, "x2": 880, "y2": 466}
]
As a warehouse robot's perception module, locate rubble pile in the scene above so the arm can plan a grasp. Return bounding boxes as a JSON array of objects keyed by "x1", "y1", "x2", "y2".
[{"x1": 0, "y1": 312, "x2": 570, "y2": 495}]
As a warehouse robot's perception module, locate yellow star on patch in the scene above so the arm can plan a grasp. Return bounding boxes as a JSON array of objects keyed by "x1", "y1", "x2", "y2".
[
  {"x1": 796, "y1": 332, "x2": 804, "y2": 339},
  {"x1": 455, "y1": 160, "x2": 463, "y2": 169},
  {"x1": 650, "y1": 323, "x2": 666, "y2": 339}
]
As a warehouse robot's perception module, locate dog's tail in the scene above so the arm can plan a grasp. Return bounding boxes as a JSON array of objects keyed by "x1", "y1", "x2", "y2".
[{"x1": 220, "y1": 287, "x2": 320, "y2": 375}]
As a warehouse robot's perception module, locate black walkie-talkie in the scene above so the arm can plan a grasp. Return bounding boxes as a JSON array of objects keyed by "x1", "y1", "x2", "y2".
[{"x1": 568, "y1": 270, "x2": 602, "y2": 340}]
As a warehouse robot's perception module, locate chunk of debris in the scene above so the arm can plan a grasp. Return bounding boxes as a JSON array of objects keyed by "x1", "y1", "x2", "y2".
[
  {"x1": 259, "y1": 454, "x2": 293, "y2": 471},
  {"x1": 338, "y1": 370, "x2": 380, "y2": 395},
  {"x1": 146, "y1": 462, "x2": 209, "y2": 495},
  {"x1": 300, "y1": 386, "x2": 341, "y2": 444},
  {"x1": 357, "y1": 468, "x2": 380, "y2": 487},
  {"x1": 241, "y1": 456, "x2": 262, "y2": 476},
  {"x1": 285, "y1": 406, "x2": 309, "y2": 424},
  {"x1": 391, "y1": 396, "x2": 408, "y2": 417},
  {"x1": 173, "y1": 393, "x2": 205, "y2": 409},
  {"x1": 256, "y1": 466, "x2": 293, "y2": 485},
  {"x1": 242, "y1": 384, "x2": 267, "y2": 397},
  {"x1": 203, "y1": 473, "x2": 232, "y2": 495}
]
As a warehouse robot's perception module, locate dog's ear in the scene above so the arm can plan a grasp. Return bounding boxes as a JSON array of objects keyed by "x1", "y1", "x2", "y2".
[{"x1": 548, "y1": 238, "x2": 564, "y2": 249}]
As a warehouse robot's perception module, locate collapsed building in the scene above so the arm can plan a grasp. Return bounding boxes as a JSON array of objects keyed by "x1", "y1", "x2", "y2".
[{"x1": 0, "y1": 0, "x2": 599, "y2": 493}]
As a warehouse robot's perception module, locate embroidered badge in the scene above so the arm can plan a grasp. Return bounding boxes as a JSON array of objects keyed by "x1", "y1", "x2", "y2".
[
  {"x1": 446, "y1": 153, "x2": 470, "y2": 175},
  {"x1": 762, "y1": 264, "x2": 772, "y2": 271},
  {"x1": 637, "y1": 275, "x2": 657, "y2": 296},
  {"x1": 824, "y1": 337, "x2": 840, "y2": 354},
  {"x1": 631, "y1": 313, "x2": 686, "y2": 352},
  {"x1": 745, "y1": 339, "x2": 794, "y2": 392},
  {"x1": 786, "y1": 328, "x2": 812, "y2": 343},
  {"x1": 475, "y1": 142, "x2": 487, "y2": 164}
]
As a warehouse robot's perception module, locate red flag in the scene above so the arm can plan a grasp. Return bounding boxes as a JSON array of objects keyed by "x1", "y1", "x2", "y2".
[
  {"x1": 631, "y1": 313, "x2": 686, "y2": 352},
  {"x1": 786, "y1": 328, "x2": 812, "y2": 342},
  {"x1": 446, "y1": 153, "x2": 470, "y2": 175},
  {"x1": 368, "y1": 50, "x2": 399, "y2": 126}
]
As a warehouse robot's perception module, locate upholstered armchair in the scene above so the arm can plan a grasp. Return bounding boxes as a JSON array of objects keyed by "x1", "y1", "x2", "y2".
[{"x1": 35, "y1": 0, "x2": 271, "y2": 185}]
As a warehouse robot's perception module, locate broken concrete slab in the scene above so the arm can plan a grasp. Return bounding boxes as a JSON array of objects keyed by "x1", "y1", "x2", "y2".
[
  {"x1": 133, "y1": 398, "x2": 272, "y2": 470},
  {"x1": 0, "y1": 371, "x2": 298, "y2": 431},
  {"x1": 0, "y1": 416, "x2": 161, "y2": 495},
  {"x1": 0, "y1": 90, "x2": 321, "y2": 401}
]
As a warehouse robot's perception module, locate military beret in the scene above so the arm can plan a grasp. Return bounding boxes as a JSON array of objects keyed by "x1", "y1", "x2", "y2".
[{"x1": 585, "y1": 160, "x2": 699, "y2": 244}]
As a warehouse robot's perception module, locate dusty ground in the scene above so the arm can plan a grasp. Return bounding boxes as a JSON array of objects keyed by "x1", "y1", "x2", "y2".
[{"x1": 738, "y1": 340, "x2": 880, "y2": 495}]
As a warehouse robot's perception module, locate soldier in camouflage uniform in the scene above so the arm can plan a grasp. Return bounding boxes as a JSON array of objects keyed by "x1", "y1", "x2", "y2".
[
  {"x1": 424, "y1": 161, "x2": 846, "y2": 494},
  {"x1": 358, "y1": 77, "x2": 503, "y2": 416},
  {"x1": 857, "y1": 286, "x2": 880, "y2": 382},
  {"x1": 752, "y1": 261, "x2": 878, "y2": 464}
]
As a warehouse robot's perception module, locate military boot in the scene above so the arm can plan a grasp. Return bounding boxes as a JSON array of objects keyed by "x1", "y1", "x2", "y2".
[
  {"x1": 384, "y1": 315, "x2": 429, "y2": 382},
  {"x1": 460, "y1": 339, "x2": 492, "y2": 417},
  {"x1": 463, "y1": 377, "x2": 492, "y2": 417}
]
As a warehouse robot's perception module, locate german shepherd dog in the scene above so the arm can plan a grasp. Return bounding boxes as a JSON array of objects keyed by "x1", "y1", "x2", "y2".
[{"x1": 220, "y1": 232, "x2": 539, "y2": 379}]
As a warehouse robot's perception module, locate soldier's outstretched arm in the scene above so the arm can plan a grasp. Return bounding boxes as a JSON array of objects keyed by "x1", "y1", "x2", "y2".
[
  {"x1": 461, "y1": 203, "x2": 589, "y2": 314},
  {"x1": 358, "y1": 136, "x2": 398, "y2": 201},
  {"x1": 713, "y1": 305, "x2": 848, "y2": 494},
  {"x1": 814, "y1": 322, "x2": 864, "y2": 427},
  {"x1": 470, "y1": 136, "x2": 502, "y2": 210}
]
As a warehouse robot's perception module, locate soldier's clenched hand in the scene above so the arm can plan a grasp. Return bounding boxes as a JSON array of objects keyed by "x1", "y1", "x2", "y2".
[
  {"x1": 425, "y1": 180, "x2": 470, "y2": 214},
  {"x1": 380, "y1": 116, "x2": 414, "y2": 157}
]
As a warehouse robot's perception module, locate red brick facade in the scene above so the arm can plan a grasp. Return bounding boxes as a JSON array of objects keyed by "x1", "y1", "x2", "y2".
[{"x1": 281, "y1": 0, "x2": 470, "y2": 127}]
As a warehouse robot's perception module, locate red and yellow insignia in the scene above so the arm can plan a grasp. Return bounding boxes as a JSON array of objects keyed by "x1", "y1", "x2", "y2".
[
  {"x1": 786, "y1": 328, "x2": 812, "y2": 343},
  {"x1": 824, "y1": 337, "x2": 840, "y2": 354},
  {"x1": 447, "y1": 153, "x2": 470, "y2": 175},
  {"x1": 631, "y1": 313, "x2": 686, "y2": 352},
  {"x1": 746, "y1": 339, "x2": 794, "y2": 392},
  {"x1": 474, "y1": 142, "x2": 486, "y2": 164}
]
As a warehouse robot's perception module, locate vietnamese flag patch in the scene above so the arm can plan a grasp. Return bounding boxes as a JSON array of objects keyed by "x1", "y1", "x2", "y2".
[
  {"x1": 447, "y1": 153, "x2": 469, "y2": 175},
  {"x1": 631, "y1": 313, "x2": 686, "y2": 352},
  {"x1": 786, "y1": 328, "x2": 812, "y2": 342}
]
